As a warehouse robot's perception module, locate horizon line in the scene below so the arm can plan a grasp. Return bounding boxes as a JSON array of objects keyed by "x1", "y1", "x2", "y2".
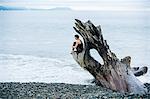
[{"x1": 0, "y1": 5, "x2": 150, "y2": 11}]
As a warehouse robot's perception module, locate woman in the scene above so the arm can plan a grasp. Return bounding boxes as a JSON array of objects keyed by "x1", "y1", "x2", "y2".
[{"x1": 72, "y1": 34, "x2": 83, "y2": 54}]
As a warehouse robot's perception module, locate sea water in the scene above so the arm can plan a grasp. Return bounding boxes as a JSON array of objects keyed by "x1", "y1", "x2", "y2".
[{"x1": 0, "y1": 10, "x2": 149, "y2": 84}]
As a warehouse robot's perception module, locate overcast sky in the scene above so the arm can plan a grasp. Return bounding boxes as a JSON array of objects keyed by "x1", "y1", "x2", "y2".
[{"x1": 0, "y1": 0, "x2": 150, "y2": 11}]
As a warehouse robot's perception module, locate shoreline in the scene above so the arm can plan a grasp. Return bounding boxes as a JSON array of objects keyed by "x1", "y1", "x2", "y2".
[{"x1": 0, "y1": 82, "x2": 150, "y2": 99}]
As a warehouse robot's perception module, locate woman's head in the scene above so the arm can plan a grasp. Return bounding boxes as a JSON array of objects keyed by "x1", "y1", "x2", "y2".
[{"x1": 74, "y1": 34, "x2": 79, "y2": 40}]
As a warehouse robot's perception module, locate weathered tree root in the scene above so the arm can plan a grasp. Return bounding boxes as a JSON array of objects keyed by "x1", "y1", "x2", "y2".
[{"x1": 71, "y1": 19, "x2": 148, "y2": 94}]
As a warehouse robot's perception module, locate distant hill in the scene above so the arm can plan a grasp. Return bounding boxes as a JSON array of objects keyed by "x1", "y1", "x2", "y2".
[
  {"x1": 0, "y1": 6, "x2": 26, "y2": 10},
  {"x1": 0, "y1": 6, "x2": 72, "y2": 11},
  {"x1": 49, "y1": 7, "x2": 72, "y2": 11}
]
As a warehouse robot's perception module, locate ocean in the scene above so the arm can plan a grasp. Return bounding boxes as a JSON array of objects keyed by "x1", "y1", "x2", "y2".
[{"x1": 0, "y1": 10, "x2": 149, "y2": 84}]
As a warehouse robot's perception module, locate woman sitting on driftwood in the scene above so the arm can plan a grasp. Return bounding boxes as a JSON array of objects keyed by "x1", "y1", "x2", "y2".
[{"x1": 72, "y1": 34, "x2": 83, "y2": 54}]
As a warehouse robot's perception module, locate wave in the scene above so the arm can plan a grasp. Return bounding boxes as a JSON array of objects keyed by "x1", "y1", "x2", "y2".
[
  {"x1": 0, "y1": 54, "x2": 93, "y2": 84},
  {"x1": 0, "y1": 54, "x2": 149, "y2": 84}
]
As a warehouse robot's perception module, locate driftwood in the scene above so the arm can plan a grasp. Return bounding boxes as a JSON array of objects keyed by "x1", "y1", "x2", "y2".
[{"x1": 71, "y1": 19, "x2": 148, "y2": 94}]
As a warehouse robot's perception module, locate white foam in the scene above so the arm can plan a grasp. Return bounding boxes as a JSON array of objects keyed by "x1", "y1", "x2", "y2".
[
  {"x1": 137, "y1": 72, "x2": 150, "y2": 83},
  {"x1": 0, "y1": 54, "x2": 149, "y2": 84},
  {"x1": 0, "y1": 54, "x2": 93, "y2": 85}
]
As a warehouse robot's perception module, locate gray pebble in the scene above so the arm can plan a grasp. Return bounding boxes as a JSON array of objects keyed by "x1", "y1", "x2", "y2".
[{"x1": 0, "y1": 82, "x2": 149, "y2": 99}]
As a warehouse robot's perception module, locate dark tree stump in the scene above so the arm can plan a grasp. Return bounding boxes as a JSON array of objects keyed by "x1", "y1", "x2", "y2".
[{"x1": 71, "y1": 19, "x2": 148, "y2": 94}]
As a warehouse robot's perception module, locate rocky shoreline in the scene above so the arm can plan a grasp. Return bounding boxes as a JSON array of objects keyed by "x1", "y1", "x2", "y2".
[{"x1": 0, "y1": 82, "x2": 150, "y2": 99}]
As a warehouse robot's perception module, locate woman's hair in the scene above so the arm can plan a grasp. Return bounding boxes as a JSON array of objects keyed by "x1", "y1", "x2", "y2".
[{"x1": 74, "y1": 34, "x2": 79, "y2": 38}]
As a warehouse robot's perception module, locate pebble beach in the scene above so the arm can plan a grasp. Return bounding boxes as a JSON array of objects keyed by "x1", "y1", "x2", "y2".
[{"x1": 0, "y1": 82, "x2": 150, "y2": 99}]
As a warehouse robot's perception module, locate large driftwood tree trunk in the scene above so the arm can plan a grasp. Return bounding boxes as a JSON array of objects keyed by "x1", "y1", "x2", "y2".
[{"x1": 72, "y1": 19, "x2": 148, "y2": 94}]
